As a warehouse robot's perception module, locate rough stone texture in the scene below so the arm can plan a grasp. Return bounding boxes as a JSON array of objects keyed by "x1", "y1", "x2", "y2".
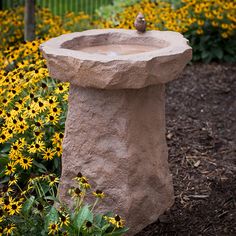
[
  {"x1": 40, "y1": 29, "x2": 192, "y2": 89},
  {"x1": 40, "y1": 29, "x2": 192, "y2": 235},
  {"x1": 59, "y1": 84, "x2": 174, "y2": 235}
]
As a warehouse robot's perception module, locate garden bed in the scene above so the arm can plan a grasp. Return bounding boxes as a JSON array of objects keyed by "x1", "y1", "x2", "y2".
[{"x1": 137, "y1": 63, "x2": 236, "y2": 235}]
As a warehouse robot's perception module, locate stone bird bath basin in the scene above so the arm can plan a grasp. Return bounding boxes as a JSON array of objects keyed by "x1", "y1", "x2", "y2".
[{"x1": 41, "y1": 29, "x2": 192, "y2": 235}]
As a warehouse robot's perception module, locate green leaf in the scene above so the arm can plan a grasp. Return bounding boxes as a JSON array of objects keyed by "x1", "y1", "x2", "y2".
[
  {"x1": 32, "y1": 159, "x2": 47, "y2": 172},
  {"x1": 212, "y1": 47, "x2": 223, "y2": 59},
  {"x1": 104, "y1": 227, "x2": 129, "y2": 236},
  {"x1": 0, "y1": 143, "x2": 11, "y2": 153},
  {"x1": 73, "y1": 205, "x2": 93, "y2": 231},
  {"x1": 201, "y1": 50, "x2": 209, "y2": 59},
  {"x1": 44, "y1": 206, "x2": 59, "y2": 232},
  {"x1": 0, "y1": 155, "x2": 9, "y2": 175},
  {"x1": 101, "y1": 224, "x2": 111, "y2": 232},
  {"x1": 94, "y1": 214, "x2": 103, "y2": 227},
  {"x1": 22, "y1": 196, "x2": 35, "y2": 216},
  {"x1": 44, "y1": 196, "x2": 60, "y2": 204}
]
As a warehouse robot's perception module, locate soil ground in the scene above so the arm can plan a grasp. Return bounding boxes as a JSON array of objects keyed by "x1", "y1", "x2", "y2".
[{"x1": 136, "y1": 63, "x2": 236, "y2": 236}]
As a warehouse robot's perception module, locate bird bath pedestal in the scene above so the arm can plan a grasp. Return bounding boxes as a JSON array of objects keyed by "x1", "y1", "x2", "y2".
[{"x1": 41, "y1": 29, "x2": 192, "y2": 235}]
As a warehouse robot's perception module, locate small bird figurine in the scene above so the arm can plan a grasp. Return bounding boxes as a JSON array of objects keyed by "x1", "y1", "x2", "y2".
[{"x1": 134, "y1": 12, "x2": 147, "y2": 33}]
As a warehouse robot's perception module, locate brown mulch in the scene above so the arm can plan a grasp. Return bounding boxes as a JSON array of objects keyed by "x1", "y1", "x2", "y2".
[{"x1": 136, "y1": 63, "x2": 236, "y2": 236}]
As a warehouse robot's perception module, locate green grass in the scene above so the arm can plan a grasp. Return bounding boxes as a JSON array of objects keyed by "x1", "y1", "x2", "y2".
[{"x1": 2, "y1": 0, "x2": 113, "y2": 16}]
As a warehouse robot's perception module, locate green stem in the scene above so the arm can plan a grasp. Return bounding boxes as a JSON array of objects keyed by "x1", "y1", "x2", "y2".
[
  {"x1": 91, "y1": 198, "x2": 99, "y2": 212},
  {"x1": 15, "y1": 183, "x2": 29, "y2": 200},
  {"x1": 34, "y1": 182, "x2": 43, "y2": 198},
  {"x1": 78, "y1": 190, "x2": 86, "y2": 208},
  {"x1": 111, "y1": 226, "x2": 117, "y2": 233}
]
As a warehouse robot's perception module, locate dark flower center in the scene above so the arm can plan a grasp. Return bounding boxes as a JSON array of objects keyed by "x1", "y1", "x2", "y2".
[
  {"x1": 10, "y1": 176, "x2": 15, "y2": 181},
  {"x1": 96, "y1": 190, "x2": 103, "y2": 194},
  {"x1": 50, "y1": 176, "x2": 56, "y2": 181},
  {"x1": 75, "y1": 188, "x2": 81, "y2": 195},
  {"x1": 4, "y1": 199, "x2": 10, "y2": 205},
  {"x1": 77, "y1": 172, "x2": 83, "y2": 178},
  {"x1": 86, "y1": 221, "x2": 92, "y2": 228},
  {"x1": 61, "y1": 215, "x2": 66, "y2": 222},
  {"x1": 37, "y1": 203, "x2": 44, "y2": 211},
  {"x1": 41, "y1": 83, "x2": 47, "y2": 88},
  {"x1": 8, "y1": 129, "x2": 13, "y2": 134},
  {"x1": 115, "y1": 215, "x2": 121, "y2": 222},
  {"x1": 7, "y1": 166, "x2": 12, "y2": 170}
]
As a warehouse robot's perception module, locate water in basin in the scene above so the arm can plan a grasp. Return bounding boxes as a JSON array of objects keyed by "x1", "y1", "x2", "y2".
[{"x1": 79, "y1": 44, "x2": 159, "y2": 56}]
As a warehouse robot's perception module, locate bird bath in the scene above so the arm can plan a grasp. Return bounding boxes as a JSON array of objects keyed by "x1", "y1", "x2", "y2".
[{"x1": 41, "y1": 29, "x2": 192, "y2": 235}]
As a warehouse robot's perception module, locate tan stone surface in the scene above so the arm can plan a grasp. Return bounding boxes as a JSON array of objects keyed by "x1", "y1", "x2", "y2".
[
  {"x1": 40, "y1": 29, "x2": 192, "y2": 89},
  {"x1": 59, "y1": 84, "x2": 174, "y2": 235},
  {"x1": 41, "y1": 29, "x2": 192, "y2": 235}
]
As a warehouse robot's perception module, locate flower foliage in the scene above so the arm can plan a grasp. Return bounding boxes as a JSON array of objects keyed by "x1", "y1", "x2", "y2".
[
  {"x1": 0, "y1": 7, "x2": 91, "y2": 187},
  {"x1": 96, "y1": 0, "x2": 236, "y2": 62},
  {"x1": 0, "y1": 172, "x2": 128, "y2": 235}
]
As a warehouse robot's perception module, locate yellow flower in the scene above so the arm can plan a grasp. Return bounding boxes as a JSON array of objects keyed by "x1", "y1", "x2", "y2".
[
  {"x1": 28, "y1": 140, "x2": 45, "y2": 153},
  {"x1": 54, "y1": 144, "x2": 63, "y2": 157},
  {"x1": 221, "y1": 23, "x2": 228, "y2": 29},
  {"x1": 43, "y1": 148, "x2": 55, "y2": 161},
  {"x1": 196, "y1": 29, "x2": 204, "y2": 35},
  {"x1": 212, "y1": 21, "x2": 219, "y2": 27},
  {"x1": 46, "y1": 114, "x2": 59, "y2": 125},
  {"x1": 48, "y1": 223, "x2": 59, "y2": 235},
  {"x1": 33, "y1": 129, "x2": 44, "y2": 140},
  {"x1": 59, "y1": 214, "x2": 70, "y2": 227},
  {"x1": 48, "y1": 174, "x2": 60, "y2": 187},
  {"x1": 5, "y1": 162, "x2": 16, "y2": 176},
  {"x1": 0, "y1": 227, "x2": 4, "y2": 236},
  {"x1": 51, "y1": 132, "x2": 64, "y2": 145},
  {"x1": 4, "y1": 224, "x2": 16, "y2": 235},
  {"x1": 104, "y1": 214, "x2": 125, "y2": 228},
  {"x1": 197, "y1": 20, "x2": 204, "y2": 26},
  {"x1": 69, "y1": 187, "x2": 83, "y2": 199},
  {"x1": 221, "y1": 32, "x2": 228, "y2": 38},
  {"x1": 8, "y1": 174, "x2": 19, "y2": 186},
  {"x1": 92, "y1": 189, "x2": 105, "y2": 199},
  {"x1": 0, "y1": 209, "x2": 5, "y2": 223},
  {"x1": 3, "y1": 196, "x2": 13, "y2": 211},
  {"x1": 9, "y1": 201, "x2": 22, "y2": 215},
  {"x1": 20, "y1": 157, "x2": 33, "y2": 170}
]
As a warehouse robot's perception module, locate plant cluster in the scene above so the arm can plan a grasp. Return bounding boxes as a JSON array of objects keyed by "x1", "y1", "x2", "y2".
[
  {"x1": 0, "y1": 6, "x2": 92, "y2": 180},
  {"x1": 0, "y1": 172, "x2": 128, "y2": 235},
  {"x1": 95, "y1": 0, "x2": 236, "y2": 62},
  {"x1": 0, "y1": 7, "x2": 94, "y2": 235},
  {"x1": 0, "y1": 7, "x2": 92, "y2": 52}
]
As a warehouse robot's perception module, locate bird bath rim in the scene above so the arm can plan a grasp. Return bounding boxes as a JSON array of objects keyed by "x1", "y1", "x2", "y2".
[
  {"x1": 40, "y1": 29, "x2": 191, "y2": 63},
  {"x1": 40, "y1": 29, "x2": 192, "y2": 89}
]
